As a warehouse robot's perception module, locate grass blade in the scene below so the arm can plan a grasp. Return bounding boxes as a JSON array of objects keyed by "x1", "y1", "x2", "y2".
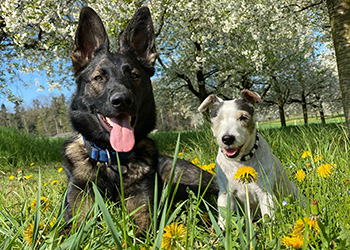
[{"x1": 92, "y1": 183, "x2": 122, "y2": 249}]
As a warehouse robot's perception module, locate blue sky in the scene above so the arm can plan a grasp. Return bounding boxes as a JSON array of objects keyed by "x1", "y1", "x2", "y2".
[{"x1": 1, "y1": 72, "x2": 74, "y2": 112}]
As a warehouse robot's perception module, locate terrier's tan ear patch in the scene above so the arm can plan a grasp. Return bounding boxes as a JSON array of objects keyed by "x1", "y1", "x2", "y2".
[{"x1": 240, "y1": 90, "x2": 262, "y2": 105}]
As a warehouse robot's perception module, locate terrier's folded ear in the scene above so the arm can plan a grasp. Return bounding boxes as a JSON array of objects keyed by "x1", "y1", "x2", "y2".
[
  {"x1": 240, "y1": 90, "x2": 262, "y2": 105},
  {"x1": 198, "y1": 94, "x2": 223, "y2": 112}
]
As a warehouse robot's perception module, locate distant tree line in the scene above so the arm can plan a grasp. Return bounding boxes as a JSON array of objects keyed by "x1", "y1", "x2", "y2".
[{"x1": 0, "y1": 94, "x2": 71, "y2": 137}]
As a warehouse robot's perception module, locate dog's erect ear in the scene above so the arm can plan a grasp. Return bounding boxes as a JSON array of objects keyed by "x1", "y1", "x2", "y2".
[
  {"x1": 72, "y1": 7, "x2": 109, "y2": 73},
  {"x1": 198, "y1": 94, "x2": 223, "y2": 112},
  {"x1": 119, "y1": 7, "x2": 157, "y2": 75},
  {"x1": 240, "y1": 90, "x2": 262, "y2": 105}
]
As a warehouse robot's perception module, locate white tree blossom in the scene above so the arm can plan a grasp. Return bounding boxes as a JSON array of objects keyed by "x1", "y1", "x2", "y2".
[{"x1": 0, "y1": 0, "x2": 339, "y2": 124}]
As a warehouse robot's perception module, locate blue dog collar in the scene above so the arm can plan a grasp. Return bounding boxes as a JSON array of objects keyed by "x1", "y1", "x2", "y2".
[{"x1": 83, "y1": 136, "x2": 133, "y2": 165}]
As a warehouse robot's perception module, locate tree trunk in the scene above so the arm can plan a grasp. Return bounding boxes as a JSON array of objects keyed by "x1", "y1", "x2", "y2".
[
  {"x1": 21, "y1": 115, "x2": 29, "y2": 133},
  {"x1": 54, "y1": 117, "x2": 59, "y2": 135},
  {"x1": 320, "y1": 108, "x2": 326, "y2": 124},
  {"x1": 301, "y1": 91, "x2": 308, "y2": 125},
  {"x1": 326, "y1": 0, "x2": 350, "y2": 133},
  {"x1": 315, "y1": 93, "x2": 326, "y2": 124},
  {"x1": 278, "y1": 99, "x2": 287, "y2": 127}
]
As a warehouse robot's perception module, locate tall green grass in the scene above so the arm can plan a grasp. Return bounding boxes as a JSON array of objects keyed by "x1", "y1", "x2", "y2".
[
  {"x1": 1, "y1": 124, "x2": 350, "y2": 249},
  {"x1": 0, "y1": 126, "x2": 65, "y2": 170}
]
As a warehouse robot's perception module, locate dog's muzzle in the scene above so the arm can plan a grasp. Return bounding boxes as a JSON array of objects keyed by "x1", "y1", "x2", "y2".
[{"x1": 221, "y1": 135, "x2": 241, "y2": 158}]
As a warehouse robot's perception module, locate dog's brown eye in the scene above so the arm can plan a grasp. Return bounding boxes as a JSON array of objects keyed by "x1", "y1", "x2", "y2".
[
  {"x1": 239, "y1": 115, "x2": 248, "y2": 121},
  {"x1": 94, "y1": 75, "x2": 103, "y2": 81},
  {"x1": 130, "y1": 72, "x2": 138, "y2": 79}
]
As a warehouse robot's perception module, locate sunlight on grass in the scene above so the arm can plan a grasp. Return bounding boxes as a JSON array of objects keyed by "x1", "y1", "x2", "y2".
[{"x1": 1, "y1": 123, "x2": 350, "y2": 249}]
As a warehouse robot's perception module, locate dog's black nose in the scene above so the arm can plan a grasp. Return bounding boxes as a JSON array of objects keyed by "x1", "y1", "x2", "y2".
[
  {"x1": 110, "y1": 93, "x2": 133, "y2": 109},
  {"x1": 222, "y1": 135, "x2": 235, "y2": 145}
]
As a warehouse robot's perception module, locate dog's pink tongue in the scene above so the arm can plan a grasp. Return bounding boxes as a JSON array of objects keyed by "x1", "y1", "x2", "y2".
[
  {"x1": 225, "y1": 148, "x2": 238, "y2": 157},
  {"x1": 109, "y1": 115, "x2": 135, "y2": 152}
]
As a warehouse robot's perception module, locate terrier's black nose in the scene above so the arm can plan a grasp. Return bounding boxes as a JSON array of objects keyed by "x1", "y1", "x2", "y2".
[
  {"x1": 222, "y1": 135, "x2": 235, "y2": 145},
  {"x1": 110, "y1": 93, "x2": 133, "y2": 109}
]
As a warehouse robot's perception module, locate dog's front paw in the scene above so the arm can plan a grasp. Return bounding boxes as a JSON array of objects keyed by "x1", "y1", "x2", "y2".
[{"x1": 218, "y1": 216, "x2": 226, "y2": 231}]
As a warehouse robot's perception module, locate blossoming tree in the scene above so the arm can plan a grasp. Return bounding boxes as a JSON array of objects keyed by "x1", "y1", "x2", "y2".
[{"x1": 0, "y1": 0, "x2": 341, "y2": 127}]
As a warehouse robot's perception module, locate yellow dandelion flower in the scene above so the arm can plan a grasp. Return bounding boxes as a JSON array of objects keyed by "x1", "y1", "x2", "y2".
[
  {"x1": 178, "y1": 152, "x2": 183, "y2": 156},
  {"x1": 25, "y1": 175, "x2": 33, "y2": 180},
  {"x1": 317, "y1": 163, "x2": 332, "y2": 178},
  {"x1": 306, "y1": 218, "x2": 319, "y2": 234},
  {"x1": 295, "y1": 169, "x2": 306, "y2": 182},
  {"x1": 191, "y1": 158, "x2": 199, "y2": 164},
  {"x1": 58, "y1": 167, "x2": 63, "y2": 173},
  {"x1": 44, "y1": 183, "x2": 47, "y2": 186},
  {"x1": 301, "y1": 151, "x2": 311, "y2": 159},
  {"x1": 31, "y1": 197, "x2": 49, "y2": 212},
  {"x1": 314, "y1": 155, "x2": 323, "y2": 162},
  {"x1": 51, "y1": 180, "x2": 59, "y2": 185},
  {"x1": 161, "y1": 223, "x2": 188, "y2": 250},
  {"x1": 208, "y1": 162, "x2": 215, "y2": 168},
  {"x1": 234, "y1": 166, "x2": 258, "y2": 184},
  {"x1": 30, "y1": 162, "x2": 35, "y2": 167},
  {"x1": 24, "y1": 223, "x2": 34, "y2": 245},
  {"x1": 281, "y1": 234, "x2": 304, "y2": 249},
  {"x1": 49, "y1": 217, "x2": 57, "y2": 228},
  {"x1": 293, "y1": 217, "x2": 319, "y2": 236},
  {"x1": 197, "y1": 164, "x2": 215, "y2": 174},
  {"x1": 24, "y1": 222, "x2": 44, "y2": 245},
  {"x1": 9, "y1": 175, "x2": 14, "y2": 180}
]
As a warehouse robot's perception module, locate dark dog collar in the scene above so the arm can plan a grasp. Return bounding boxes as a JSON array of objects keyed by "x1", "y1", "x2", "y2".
[
  {"x1": 240, "y1": 132, "x2": 259, "y2": 162},
  {"x1": 82, "y1": 136, "x2": 133, "y2": 166}
]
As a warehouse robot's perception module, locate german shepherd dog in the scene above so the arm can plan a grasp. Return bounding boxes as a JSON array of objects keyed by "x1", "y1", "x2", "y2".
[{"x1": 63, "y1": 6, "x2": 217, "y2": 237}]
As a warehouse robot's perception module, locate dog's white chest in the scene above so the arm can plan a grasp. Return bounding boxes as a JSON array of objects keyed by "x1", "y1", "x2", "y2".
[{"x1": 216, "y1": 154, "x2": 263, "y2": 207}]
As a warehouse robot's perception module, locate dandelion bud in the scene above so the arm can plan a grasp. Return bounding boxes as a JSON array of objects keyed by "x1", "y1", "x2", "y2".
[
  {"x1": 311, "y1": 199, "x2": 320, "y2": 221},
  {"x1": 263, "y1": 213, "x2": 271, "y2": 223}
]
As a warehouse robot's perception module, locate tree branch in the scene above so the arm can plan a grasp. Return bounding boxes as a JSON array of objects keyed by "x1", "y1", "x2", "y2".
[
  {"x1": 23, "y1": 28, "x2": 43, "y2": 49},
  {"x1": 177, "y1": 73, "x2": 200, "y2": 98},
  {"x1": 297, "y1": 1, "x2": 324, "y2": 12},
  {"x1": 157, "y1": 56, "x2": 167, "y2": 70},
  {"x1": 260, "y1": 84, "x2": 271, "y2": 98},
  {"x1": 155, "y1": 7, "x2": 167, "y2": 37},
  {"x1": 203, "y1": 68, "x2": 219, "y2": 79}
]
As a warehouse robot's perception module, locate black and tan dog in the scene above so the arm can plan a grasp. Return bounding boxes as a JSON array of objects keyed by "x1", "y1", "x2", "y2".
[{"x1": 62, "y1": 6, "x2": 217, "y2": 237}]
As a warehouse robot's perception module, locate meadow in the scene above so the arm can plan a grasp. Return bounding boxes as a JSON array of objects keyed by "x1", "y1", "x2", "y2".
[{"x1": 0, "y1": 122, "x2": 350, "y2": 249}]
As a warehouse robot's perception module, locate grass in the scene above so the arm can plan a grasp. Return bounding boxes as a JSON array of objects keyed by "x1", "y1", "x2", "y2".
[
  {"x1": 257, "y1": 114, "x2": 345, "y2": 129},
  {"x1": 1, "y1": 123, "x2": 350, "y2": 249}
]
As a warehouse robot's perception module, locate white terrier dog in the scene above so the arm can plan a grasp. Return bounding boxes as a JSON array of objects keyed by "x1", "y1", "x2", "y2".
[{"x1": 198, "y1": 90, "x2": 303, "y2": 228}]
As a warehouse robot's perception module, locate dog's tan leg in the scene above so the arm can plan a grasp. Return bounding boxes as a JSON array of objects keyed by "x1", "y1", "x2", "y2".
[
  {"x1": 125, "y1": 195, "x2": 151, "y2": 238},
  {"x1": 64, "y1": 183, "x2": 95, "y2": 228}
]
